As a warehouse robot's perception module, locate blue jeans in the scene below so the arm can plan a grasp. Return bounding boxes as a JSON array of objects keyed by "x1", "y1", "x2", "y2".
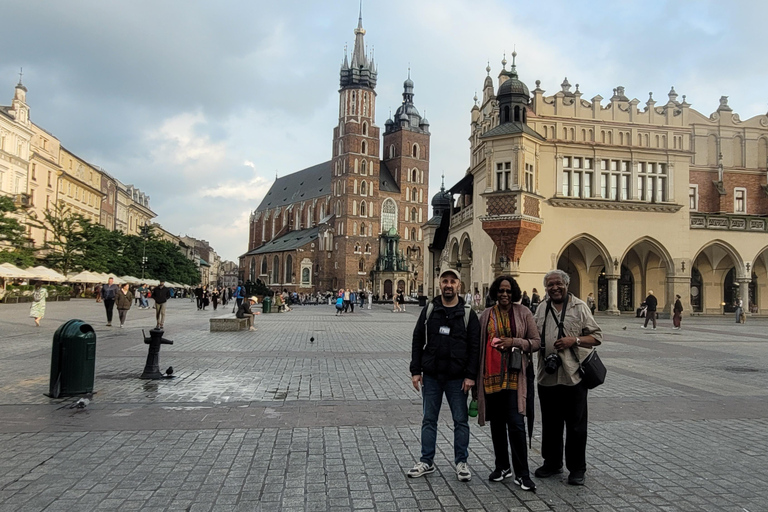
[{"x1": 420, "y1": 375, "x2": 470, "y2": 465}]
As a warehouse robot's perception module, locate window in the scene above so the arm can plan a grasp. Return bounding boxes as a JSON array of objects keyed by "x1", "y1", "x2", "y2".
[
  {"x1": 381, "y1": 198, "x2": 397, "y2": 232},
  {"x1": 31, "y1": 164, "x2": 36, "y2": 181},
  {"x1": 47, "y1": 171, "x2": 52, "y2": 187},
  {"x1": 636, "y1": 162, "x2": 667, "y2": 202},
  {"x1": 360, "y1": 222, "x2": 366, "y2": 236},
  {"x1": 389, "y1": 145, "x2": 395, "y2": 159},
  {"x1": 360, "y1": 181, "x2": 367, "y2": 195},
  {"x1": 360, "y1": 201, "x2": 367, "y2": 217},
  {"x1": 600, "y1": 159, "x2": 630, "y2": 200},
  {"x1": 362, "y1": 122, "x2": 368, "y2": 136},
  {"x1": 261, "y1": 257, "x2": 268, "y2": 275},
  {"x1": 412, "y1": 144, "x2": 419, "y2": 158},
  {"x1": 359, "y1": 258, "x2": 365, "y2": 272},
  {"x1": 361, "y1": 141, "x2": 367, "y2": 155},
  {"x1": 361, "y1": 160, "x2": 367, "y2": 175},
  {"x1": 273, "y1": 256, "x2": 280, "y2": 283},
  {"x1": 562, "y1": 157, "x2": 593, "y2": 198},
  {"x1": 302, "y1": 267, "x2": 310, "y2": 284},
  {"x1": 496, "y1": 162, "x2": 512, "y2": 191},
  {"x1": 411, "y1": 207, "x2": 418, "y2": 222},
  {"x1": 411, "y1": 228, "x2": 416, "y2": 240},
  {"x1": 285, "y1": 255, "x2": 293, "y2": 283},
  {"x1": 524, "y1": 163, "x2": 534, "y2": 192},
  {"x1": 412, "y1": 169, "x2": 418, "y2": 182},
  {"x1": 411, "y1": 188, "x2": 418, "y2": 202},
  {"x1": 734, "y1": 188, "x2": 746, "y2": 213},
  {"x1": 689, "y1": 185, "x2": 698, "y2": 211},
  {"x1": 365, "y1": 243, "x2": 371, "y2": 253}
]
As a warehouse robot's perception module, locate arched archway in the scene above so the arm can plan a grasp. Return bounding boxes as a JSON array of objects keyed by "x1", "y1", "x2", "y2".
[
  {"x1": 620, "y1": 237, "x2": 674, "y2": 311},
  {"x1": 556, "y1": 235, "x2": 612, "y2": 302},
  {"x1": 691, "y1": 241, "x2": 745, "y2": 314},
  {"x1": 459, "y1": 235, "x2": 473, "y2": 293},
  {"x1": 384, "y1": 279, "x2": 393, "y2": 298},
  {"x1": 751, "y1": 246, "x2": 768, "y2": 314}
]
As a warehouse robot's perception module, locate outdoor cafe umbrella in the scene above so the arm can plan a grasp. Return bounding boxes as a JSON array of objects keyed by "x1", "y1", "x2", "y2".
[
  {"x1": 66, "y1": 271, "x2": 104, "y2": 283},
  {"x1": 28, "y1": 266, "x2": 67, "y2": 282},
  {"x1": 0, "y1": 263, "x2": 33, "y2": 279}
]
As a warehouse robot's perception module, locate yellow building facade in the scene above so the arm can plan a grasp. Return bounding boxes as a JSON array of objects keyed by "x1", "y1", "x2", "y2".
[
  {"x1": 433, "y1": 56, "x2": 768, "y2": 316},
  {"x1": 57, "y1": 147, "x2": 103, "y2": 225},
  {"x1": 28, "y1": 124, "x2": 62, "y2": 246},
  {"x1": 0, "y1": 82, "x2": 33, "y2": 239}
]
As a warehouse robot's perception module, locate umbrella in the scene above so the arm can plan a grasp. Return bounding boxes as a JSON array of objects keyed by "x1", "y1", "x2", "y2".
[
  {"x1": 28, "y1": 266, "x2": 67, "y2": 282},
  {"x1": 67, "y1": 271, "x2": 103, "y2": 283},
  {"x1": 120, "y1": 275, "x2": 142, "y2": 285},
  {"x1": 0, "y1": 263, "x2": 34, "y2": 279}
]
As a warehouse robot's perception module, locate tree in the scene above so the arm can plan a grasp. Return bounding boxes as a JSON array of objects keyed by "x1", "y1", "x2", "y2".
[
  {"x1": 0, "y1": 196, "x2": 35, "y2": 267},
  {"x1": 29, "y1": 201, "x2": 88, "y2": 276}
]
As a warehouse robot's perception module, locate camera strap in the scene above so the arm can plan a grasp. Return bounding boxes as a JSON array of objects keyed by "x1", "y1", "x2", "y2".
[{"x1": 539, "y1": 294, "x2": 569, "y2": 354}]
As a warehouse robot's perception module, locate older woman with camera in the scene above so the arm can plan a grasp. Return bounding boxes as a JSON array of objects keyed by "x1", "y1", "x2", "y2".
[{"x1": 475, "y1": 275, "x2": 540, "y2": 491}]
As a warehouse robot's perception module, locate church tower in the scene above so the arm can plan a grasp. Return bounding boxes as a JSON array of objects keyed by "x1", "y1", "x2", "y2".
[{"x1": 331, "y1": 10, "x2": 380, "y2": 289}]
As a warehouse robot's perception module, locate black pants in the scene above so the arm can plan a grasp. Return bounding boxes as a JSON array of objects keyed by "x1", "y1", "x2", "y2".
[
  {"x1": 486, "y1": 389, "x2": 530, "y2": 477},
  {"x1": 538, "y1": 382, "x2": 588, "y2": 474},
  {"x1": 104, "y1": 298, "x2": 115, "y2": 323},
  {"x1": 644, "y1": 311, "x2": 657, "y2": 328}
]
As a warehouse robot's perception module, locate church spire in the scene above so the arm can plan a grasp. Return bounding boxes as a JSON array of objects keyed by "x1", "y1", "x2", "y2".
[{"x1": 340, "y1": 3, "x2": 377, "y2": 89}]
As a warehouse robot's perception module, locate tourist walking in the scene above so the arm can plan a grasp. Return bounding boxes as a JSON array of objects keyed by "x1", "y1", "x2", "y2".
[
  {"x1": 476, "y1": 275, "x2": 540, "y2": 491},
  {"x1": 586, "y1": 292, "x2": 596, "y2": 316},
  {"x1": 534, "y1": 269, "x2": 603, "y2": 486},
  {"x1": 349, "y1": 290, "x2": 356, "y2": 313},
  {"x1": 101, "y1": 277, "x2": 119, "y2": 327},
  {"x1": 29, "y1": 282, "x2": 48, "y2": 327},
  {"x1": 116, "y1": 283, "x2": 133, "y2": 328},
  {"x1": 407, "y1": 268, "x2": 480, "y2": 482},
  {"x1": 234, "y1": 282, "x2": 246, "y2": 309},
  {"x1": 530, "y1": 288, "x2": 541, "y2": 313},
  {"x1": 735, "y1": 298, "x2": 744, "y2": 323},
  {"x1": 672, "y1": 294, "x2": 683, "y2": 329},
  {"x1": 642, "y1": 290, "x2": 657, "y2": 329},
  {"x1": 211, "y1": 287, "x2": 220, "y2": 311},
  {"x1": 398, "y1": 289, "x2": 406, "y2": 312},
  {"x1": 153, "y1": 281, "x2": 171, "y2": 329}
]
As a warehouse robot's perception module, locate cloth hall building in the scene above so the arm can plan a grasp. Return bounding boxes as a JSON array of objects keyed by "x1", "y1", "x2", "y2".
[
  {"x1": 240, "y1": 15, "x2": 430, "y2": 297},
  {"x1": 426, "y1": 53, "x2": 768, "y2": 317}
]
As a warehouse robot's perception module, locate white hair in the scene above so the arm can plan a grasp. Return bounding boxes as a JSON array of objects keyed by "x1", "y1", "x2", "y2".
[{"x1": 543, "y1": 269, "x2": 570, "y2": 287}]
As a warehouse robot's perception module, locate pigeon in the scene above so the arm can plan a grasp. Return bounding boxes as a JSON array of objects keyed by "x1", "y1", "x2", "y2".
[
  {"x1": 165, "y1": 366, "x2": 174, "y2": 376},
  {"x1": 310, "y1": 337, "x2": 314, "y2": 343},
  {"x1": 622, "y1": 326, "x2": 627, "y2": 330},
  {"x1": 70, "y1": 398, "x2": 90, "y2": 409}
]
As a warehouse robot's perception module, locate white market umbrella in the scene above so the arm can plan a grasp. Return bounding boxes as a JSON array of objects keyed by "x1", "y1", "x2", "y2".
[
  {"x1": 66, "y1": 271, "x2": 103, "y2": 283},
  {"x1": 120, "y1": 275, "x2": 142, "y2": 285},
  {"x1": 28, "y1": 266, "x2": 67, "y2": 282},
  {"x1": 0, "y1": 263, "x2": 33, "y2": 279}
]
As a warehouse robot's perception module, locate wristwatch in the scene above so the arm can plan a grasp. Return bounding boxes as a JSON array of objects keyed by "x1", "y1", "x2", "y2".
[{"x1": 575, "y1": 337, "x2": 581, "y2": 347}]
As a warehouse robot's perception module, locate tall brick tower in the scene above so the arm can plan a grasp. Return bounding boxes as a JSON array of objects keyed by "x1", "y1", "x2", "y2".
[{"x1": 331, "y1": 11, "x2": 380, "y2": 290}]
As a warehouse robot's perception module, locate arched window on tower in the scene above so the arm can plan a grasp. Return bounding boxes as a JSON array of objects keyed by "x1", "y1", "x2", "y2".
[
  {"x1": 514, "y1": 106, "x2": 520, "y2": 122},
  {"x1": 411, "y1": 228, "x2": 416, "y2": 240},
  {"x1": 272, "y1": 256, "x2": 280, "y2": 284},
  {"x1": 361, "y1": 160, "x2": 367, "y2": 175},
  {"x1": 381, "y1": 198, "x2": 397, "y2": 232},
  {"x1": 412, "y1": 144, "x2": 419, "y2": 158},
  {"x1": 362, "y1": 122, "x2": 368, "y2": 136},
  {"x1": 360, "y1": 222, "x2": 366, "y2": 236},
  {"x1": 389, "y1": 144, "x2": 395, "y2": 159},
  {"x1": 365, "y1": 243, "x2": 371, "y2": 253},
  {"x1": 285, "y1": 255, "x2": 293, "y2": 283},
  {"x1": 412, "y1": 169, "x2": 418, "y2": 182},
  {"x1": 360, "y1": 200, "x2": 367, "y2": 217},
  {"x1": 411, "y1": 188, "x2": 418, "y2": 202},
  {"x1": 411, "y1": 207, "x2": 418, "y2": 222},
  {"x1": 359, "y1": 258, "x2": 365, "y2": 272},
  {"x1": 360, "y1": 181, "x2": 367, "y2": 195},
  {"x1": 503, "y1": 106, "x2": 510, "y2": 123},
  {"x1": 361, "y1": 140, "x2": 367, "y2": 155},
  {"x1": 261, "y1": 257, "x2": 268, "y2": 275}
]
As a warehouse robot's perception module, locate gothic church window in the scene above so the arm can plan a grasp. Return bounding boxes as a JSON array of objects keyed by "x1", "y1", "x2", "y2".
[
  {"x1": 412, "y1": 169, "x2": 418, "y2": 182},
  {"x1": 362, "y1": 122, "x2": 368, "y2": 136},
  {"x1": 360, "y1": 222, "x2": 366, "y2": 236},
  {"x1": 285, "y1": 255, "x2": 293, "y2": 283},
  {"x1": 412, "y1": 144, "x2": 419, "y2": 158},
  {"x1": 361, "y1": 160, "x2": 367, "y2": 175},
  {"x1": 411, "y1": 207, "x2": 418, "y2": 222},
  {"x1": 261, "y1": 257, "x2": 268, "y2": 275},
  {"x1": 381, "y1": 198, "x2": 397, "y2": 232},
  {"x1": 389, "y1": 145, "x2": 395, "y2": 159},
  {"x1": 362, "y1": 141, "x2": 367, "y2": 155},
  {"x1": 360, "y1": 181, "x2": 367, "y2": 195},
  {"x1": 360, "y1": 201, "x2": 367, "y2": 217},
  {"x1": 411, "y1": 188, "x2": 417, "y2": 202}
]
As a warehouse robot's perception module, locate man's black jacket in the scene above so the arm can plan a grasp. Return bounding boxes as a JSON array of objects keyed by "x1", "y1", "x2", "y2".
[
  {"x1": 410, "y1": 296, "x2": 481, "y2": 380},
  {"x1": 645, "y1": 294, "x2": 658, "y2": 312}
]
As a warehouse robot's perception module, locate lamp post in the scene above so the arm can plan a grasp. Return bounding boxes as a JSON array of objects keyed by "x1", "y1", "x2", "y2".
[{"x1": 140, "y1": 225, "x2": 150, "y2": 280}]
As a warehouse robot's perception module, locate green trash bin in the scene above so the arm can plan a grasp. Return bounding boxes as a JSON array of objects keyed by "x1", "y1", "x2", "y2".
[
  {"x1": 48, "y1": 319, "x2": 96, "y2": 398},
  {"x1": 262, "y1": 296, "x2": 272, "y2": 314}
]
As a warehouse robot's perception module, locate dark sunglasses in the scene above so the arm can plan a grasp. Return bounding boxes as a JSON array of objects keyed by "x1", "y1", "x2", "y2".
[{"x1": 497, "y1": 289, "x2": 513, "y2": 294}]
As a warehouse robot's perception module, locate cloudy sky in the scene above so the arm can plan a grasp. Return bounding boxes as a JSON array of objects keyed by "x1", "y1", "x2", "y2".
[{"x1": 3, "y1": 0, "x2": 767, "y2": 262}]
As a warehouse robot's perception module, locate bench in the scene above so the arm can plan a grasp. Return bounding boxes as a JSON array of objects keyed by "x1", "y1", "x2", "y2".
[{"x1": 209, "y1": 314, "x2": 249, "y2": 332}]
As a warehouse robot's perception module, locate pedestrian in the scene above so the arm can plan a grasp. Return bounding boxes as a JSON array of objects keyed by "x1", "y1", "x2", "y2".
[
  {"x1": 234, "y1": 282, "x2": 246, "y2": 309},
  {"x1": 236, "y1": 296, "x2": 258, "y2": 331},
  {"x1": 734, "y1": 297, "x2": 744, "y2": 324},
  {"x1": 407, "y1": 268, "x2": 480, "y2": 482},
  {"x1": 101, "y1": 277, "x2": 119, "y2": 327},
  {"x1": 116, "y1": 283, "x2": 133, "y2": 328},
  {"x1": 534, "y1": 269, "x2": 603, "y2": 486},
  {"x1": 474, "y1": 288, "x2": 481, "y2": 309},
  {"x1": 521, "y1": 291, "x2": 531, "y2": 309},
  {"x1": 530, "y1": 288, "x2": 540, "y2": 313},
  {"x1": 211, "y1": 287, "x2": 220, "y2": 311},
  {"x1": 202, "y1": 285, "x2": 210, "y2": 310},
  {"x1": 29, "y1": 282, "x2": 48, "y2": 327},
  {"x1": 195, "y1": 285, "x2": 203, "y2": 310},
  {"x1": 399, "y1": 289, "x2": 406, "y2": 312},
  {"x1": 476, "y1": 275, "x2": 540, "y2": 491},
  {"x1": 672, "y1": 294, "x2": 683, "y2": 329},
  {"x1": 367, "y1": 289, "x2": 372, "y2": 309},
  {"x1": 349, "y1": 290, "x2": 356, "y2": 313},
  {"x1": 642, "y1": 290, "x2": 657, "y2": 329},
  {"x1": 153, "y1": 280, "x2": 171, "y2": 329},
  {"x1": 465, "y1": 290, "x2": 473, "y2": 307},
  {"x1": 335, "y1": 294, "x2": 344, "y2": 315},
  {"x1": 586, "y1": 292, "x2": 596, "y2": 316},
  {"x1": 343, "y1": 288, "x2": 351, "y2": 313},
  {"x1": 393, "y1": 290, "x2": 401, "y2": 312}
]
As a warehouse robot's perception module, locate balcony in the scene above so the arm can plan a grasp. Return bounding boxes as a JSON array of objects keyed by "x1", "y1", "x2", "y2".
[
  {"x1": 479, "y1": 190, "x2": 543, "y2": 263},
  {"x1": 450, "y1": 204, "x2": 473, "y2": 229},
  {"x1": 13, "y1": 193, "x2": 31, "y2": 208},
  {"x1": 690, "y1": 213, "x2": 767, "y2": 232}
]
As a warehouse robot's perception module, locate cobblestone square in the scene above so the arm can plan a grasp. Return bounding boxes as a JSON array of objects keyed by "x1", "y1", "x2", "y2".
[{"x1": 1, "y1": 299, "x2": 767, "y2": 511}]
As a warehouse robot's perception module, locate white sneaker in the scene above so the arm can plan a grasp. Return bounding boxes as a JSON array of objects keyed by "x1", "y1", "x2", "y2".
[
  {"x1": 456, "y1": 462, "x2": 471, "y2": 482},
  {"x1": 640, "y1": 325, "x2": 646, "y2": 329},
  {"x1": 407, "y1": 462, "x2": 435, "y2": 478}
]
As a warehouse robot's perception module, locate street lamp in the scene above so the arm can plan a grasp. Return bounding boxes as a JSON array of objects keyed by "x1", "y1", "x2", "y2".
[{"x1": 140, "y1": 225, "x2": 150, "y2": 279}]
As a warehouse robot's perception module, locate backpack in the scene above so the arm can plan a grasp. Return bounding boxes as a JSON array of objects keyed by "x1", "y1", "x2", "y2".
[{"x1": 423, "y1": 301, "x2": 472, "y2": 349}]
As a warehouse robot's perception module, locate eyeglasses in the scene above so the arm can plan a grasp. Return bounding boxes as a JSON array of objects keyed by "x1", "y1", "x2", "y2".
[{"x1": 497, "y1": 290, "x2": 512, "y2": 294}]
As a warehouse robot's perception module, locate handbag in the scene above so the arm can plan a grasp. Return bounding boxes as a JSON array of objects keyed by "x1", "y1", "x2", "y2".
[
  {"x1": 507, "y1": 347, "x2": 522, "y2": 372},
  {"x1": 570, "y1": 347, "x2": 606, "y2": 389}
]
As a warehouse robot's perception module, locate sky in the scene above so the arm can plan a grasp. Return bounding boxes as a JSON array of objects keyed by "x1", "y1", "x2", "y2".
[{"x1": 3, "y1": 0, "x2": 767, "y2": 262}]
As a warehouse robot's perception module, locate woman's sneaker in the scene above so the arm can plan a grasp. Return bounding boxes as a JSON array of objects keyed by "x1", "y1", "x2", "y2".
[
  {"x1": 407, "y1": 462, "x2": 435, "y2": 478},
  {"x1": 456, "y1": 462, "x2": 471, "y2": 482},
  {"x1": 488, "y1": 468, "x2": 512, "y2": 482},
  {"x1": 514, "y1": 475, "x2": 537, "y2": 491}
]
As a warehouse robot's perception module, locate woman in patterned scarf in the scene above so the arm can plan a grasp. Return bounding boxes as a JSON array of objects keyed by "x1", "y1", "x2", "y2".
[{"x1": 475, "y1": 275, "x2": 540, "y2": 491}]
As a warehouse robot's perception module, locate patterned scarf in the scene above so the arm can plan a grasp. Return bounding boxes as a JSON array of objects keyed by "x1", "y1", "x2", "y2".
[{"x1": 484, "y1": 304, "x2": 519, "y2": 394}]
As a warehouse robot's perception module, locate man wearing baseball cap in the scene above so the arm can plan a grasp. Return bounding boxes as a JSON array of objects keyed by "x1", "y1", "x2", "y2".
[
  {"x1": 407, "y1": 268, "x2": 481, "y2": 482},
  {"x1": 236, "y1": 296, "x2": 258, "y2": 331}
]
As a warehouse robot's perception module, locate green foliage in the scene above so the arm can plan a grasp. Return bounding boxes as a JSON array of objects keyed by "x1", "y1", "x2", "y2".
[
  {"x1": 0, "y1": 196, "x2": 35, "y2": 267},
  {"x1": 28, "y1": 201, "x2": 88, "y2": 276}
]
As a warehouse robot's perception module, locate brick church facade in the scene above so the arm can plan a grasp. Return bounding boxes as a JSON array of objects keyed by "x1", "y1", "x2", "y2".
[{"x1": 240, "y1": 14, "x2": 430, "y2": 297}]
